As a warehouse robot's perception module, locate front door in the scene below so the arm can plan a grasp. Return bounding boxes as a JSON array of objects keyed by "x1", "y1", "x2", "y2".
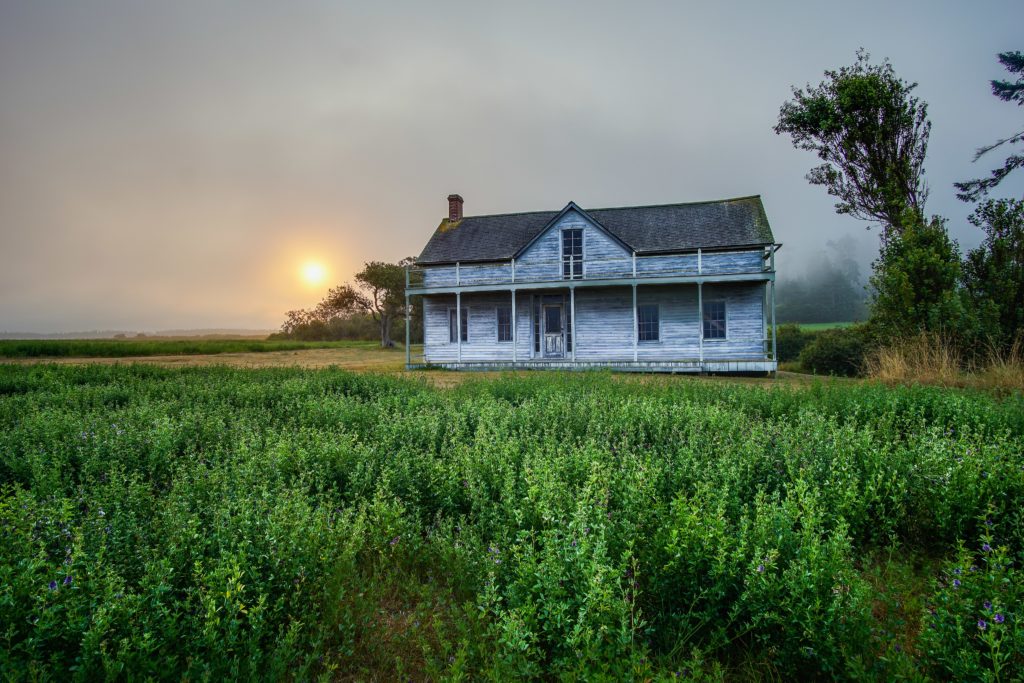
[{"x1": 543, "y1": 304, "x2": 564, "y2": 358}]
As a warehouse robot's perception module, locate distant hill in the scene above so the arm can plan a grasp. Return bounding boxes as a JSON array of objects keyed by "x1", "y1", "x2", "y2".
[{"x1": 0, "y1": 329, "x2": 275, "y2": 340}]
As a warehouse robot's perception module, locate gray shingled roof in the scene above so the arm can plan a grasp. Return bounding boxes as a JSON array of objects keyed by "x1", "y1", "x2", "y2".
[{"x1": 416, "y1": 195, "x2": 774, "y2": 265}]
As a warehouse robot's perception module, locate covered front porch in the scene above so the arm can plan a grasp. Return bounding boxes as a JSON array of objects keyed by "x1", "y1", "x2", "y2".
[{"x1": 407, "y1": 279, "x2": 778, "y2": 374}]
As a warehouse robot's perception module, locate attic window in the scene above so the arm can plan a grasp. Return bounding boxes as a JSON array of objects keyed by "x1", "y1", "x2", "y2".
[{"x1": 561, "y1": 229, "x2": 583, "y2": 279}]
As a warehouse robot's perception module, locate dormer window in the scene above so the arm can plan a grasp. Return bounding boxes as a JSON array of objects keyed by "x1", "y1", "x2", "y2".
[{"x1": 561, "y1": 228, "x2": 583, "y2": 279}]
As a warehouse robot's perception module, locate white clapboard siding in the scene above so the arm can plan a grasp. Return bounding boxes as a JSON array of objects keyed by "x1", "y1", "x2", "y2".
[
  {"x1": 421, "y1": 282, "x2": 768, "y2": 365},
  {"x1": 516, "y1": 209, "x2": 631, "y2": 281}
]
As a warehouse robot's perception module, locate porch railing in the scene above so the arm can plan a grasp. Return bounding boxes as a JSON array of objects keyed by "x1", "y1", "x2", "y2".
[{"x1": 407, "y1": 247, "x2": 775, "y2": 290}]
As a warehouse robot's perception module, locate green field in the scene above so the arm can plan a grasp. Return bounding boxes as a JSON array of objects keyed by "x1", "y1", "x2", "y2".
[
  {"x1": 0, "y1": 339, "x2": 372, "y2": 358},
  {"x1": 1, "y1": 365, "x2": 1021, "y2": 680},
  {"x1": 796, "y1": 321, "x2": 858, "y2": 332}
]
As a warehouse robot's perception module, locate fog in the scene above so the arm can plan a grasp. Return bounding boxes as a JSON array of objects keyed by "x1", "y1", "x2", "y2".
[{"x1": 1, "y1": 1, "x2": 1021, "y2": 332}]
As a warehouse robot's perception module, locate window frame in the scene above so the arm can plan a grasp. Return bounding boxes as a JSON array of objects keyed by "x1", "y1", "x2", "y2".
[
  {"x1": 702, "y1": 300, "x2": 727, "y2": 341},
  {"x1": 448, "y1": 306, "x2": 469, "y2": 343},
  {"x1": 561, "y1": 228, "x2": 584, "y2": 280},
  {"x1": 637, "y1": 303, "x2": 660, "y2": 342},
  {"x1": 496, "y1": 305, "x2": 512, "y2": 343}
]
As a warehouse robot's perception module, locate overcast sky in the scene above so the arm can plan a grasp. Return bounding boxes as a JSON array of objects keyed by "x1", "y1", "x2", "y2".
[{"x1": 1, "y1": 0, "x2": 1022, "y2": 332}]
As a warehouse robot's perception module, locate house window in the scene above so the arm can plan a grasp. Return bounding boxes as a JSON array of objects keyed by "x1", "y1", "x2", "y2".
[
  {"x1": 637, "y1": 304, "x2": 659, "y2": 342},
  {"x1": 496, "y1": 306, "x2": 512, "y2": 342},
  {"x1": 562, "y1": 228, "x2": 583, "y2": 279},
  {"x1": 702, "y1": 301, "x2": 726, "y2": 340},
  {"x1": 449, "y1": 307, "x2": 468, "y2": 343}
]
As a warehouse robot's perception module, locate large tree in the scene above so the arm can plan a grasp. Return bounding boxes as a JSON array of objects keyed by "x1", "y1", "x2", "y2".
[
  {"x1": 962, "y1": 198, "x2": 1024, "y2": 346},
  {"x1": 315, "y1": 258, "x2": 415, "y2": 348},
  {"x1": 955, "y1": 51, "x2": 1024, "y2": 202},
  {"x1": 774, "y1": 50, "x2": 931, "y2": 241}
]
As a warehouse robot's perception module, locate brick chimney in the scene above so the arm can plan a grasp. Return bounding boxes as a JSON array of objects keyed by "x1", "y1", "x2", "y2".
[{"x1": 447, "y1": 194, "x2": 464, "y2": 222}]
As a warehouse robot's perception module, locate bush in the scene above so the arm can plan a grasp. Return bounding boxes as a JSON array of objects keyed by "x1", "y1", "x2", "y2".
[
  {"x1": 798, "y1": 326, "x2": 869, "y2": 376},
  {"x1": 774, "y1": 324, "x2": 817, "y2": 362}
]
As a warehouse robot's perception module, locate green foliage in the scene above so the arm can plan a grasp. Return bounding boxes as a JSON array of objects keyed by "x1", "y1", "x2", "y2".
[
  {"x1": 962, "y1": 198, "x2": 1024, "y2": 349},
  {"x1": 869, "y1": 214, "x2": 979, "y2": 342},
  {"x1": 797, "y1": 325, "x2": 869, "y2": 376},
  {"x1": 956, "y1": 51, "x2": 1024, "y2": 202},
  {"x1": 919, "y1": 516, "x2": 1024, "y2": 679},
  {"x1": 775, "y1": 49, "x2": 931, "y2": 238},
  {"x1": 1, "y1": 365, "x2": 1022, "y2": 678},
  {"x1": 0, "y1": 339, "x2": 364, "y2": 358},
  {"x1": 774, "y1": 323, "x2": 816, "y2": 362}
]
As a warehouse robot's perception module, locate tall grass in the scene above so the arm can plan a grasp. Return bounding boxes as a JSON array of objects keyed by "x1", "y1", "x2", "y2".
[{"x1": 865, "y1": 333, "x2": 1024, "y2": 392}]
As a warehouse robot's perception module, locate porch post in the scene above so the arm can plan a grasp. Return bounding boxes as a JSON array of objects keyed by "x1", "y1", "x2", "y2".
[
  {"x1": 456, "y1": 291, "x2": 462, "y2": 364},
  {"x1": 632, "y1": 283, "x2": 638, "y2": 362},
  {"x1": 405, "y1": 291, "x2": 411, "y2": 369},
  {"x1": 570, "y1": 286, "x2": 576, "y2": 362},
  {"x1": 698, "y1": 281, "x2": 704, "y2": 366},
  {"x1": 770, "y1": 279, "x2": 777, "y2": 378},
  {"x1": 762, "y1": 282, "x2": 768, "y2": 359},
  {"x1": 511, "y1": 289, "x2": 517, "y2": 364}
]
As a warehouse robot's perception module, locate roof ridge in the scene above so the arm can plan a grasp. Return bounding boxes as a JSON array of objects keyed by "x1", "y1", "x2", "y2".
[
  {"x1": 586, "y1": 195, "x2": 762, "y2": 212},
  {"x1": 454, "y1": 195, "x2": 762, "y2": 221},
  {"x1": 442, "y1": 208, "x2": 560, "y2": 220}
]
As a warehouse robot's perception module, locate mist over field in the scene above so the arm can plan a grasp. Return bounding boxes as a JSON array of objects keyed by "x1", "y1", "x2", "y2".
[{"x1": 1, "y1": 1, "x2": 1022, "y2": 332}]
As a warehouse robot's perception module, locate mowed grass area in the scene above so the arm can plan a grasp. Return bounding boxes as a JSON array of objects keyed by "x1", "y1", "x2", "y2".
[
  {"x1": 796, "y1": 321, "x2": 858, "y2": 332},
  {"x1": 1, "y1": 365, "x2": 1021, "y2": 680},
  {"x1": 0, "y1": 338, "x2": 373, "y2": 359}
]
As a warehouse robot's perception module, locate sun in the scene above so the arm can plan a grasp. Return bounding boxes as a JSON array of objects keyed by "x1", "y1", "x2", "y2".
[{"x1": 300, "y1": 261, "x2": 327, "y2": 286}]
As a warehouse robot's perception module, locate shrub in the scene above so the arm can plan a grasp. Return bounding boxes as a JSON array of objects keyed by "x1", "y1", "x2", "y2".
[
  {"x1": 774, "y1": 323, "x2": 816, "y2": 362},
  {"x1": 797, "y1": 326, "x2": 869, "y2": 376}
]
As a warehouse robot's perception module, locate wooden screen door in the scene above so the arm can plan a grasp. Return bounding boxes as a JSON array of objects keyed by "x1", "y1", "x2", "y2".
[{"x1": 543, "y1": 304, "x2": 564, "y2": 358}]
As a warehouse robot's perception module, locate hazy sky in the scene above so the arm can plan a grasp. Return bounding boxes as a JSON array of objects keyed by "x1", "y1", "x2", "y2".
[{"x1": 1, "y1": 1, "x2": 1022, "y2": 332}]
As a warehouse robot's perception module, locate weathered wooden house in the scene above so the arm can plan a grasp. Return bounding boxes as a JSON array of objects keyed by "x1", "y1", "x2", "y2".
[{"x1": 405, "y1": 194, "x2": 780, "y2": 373}]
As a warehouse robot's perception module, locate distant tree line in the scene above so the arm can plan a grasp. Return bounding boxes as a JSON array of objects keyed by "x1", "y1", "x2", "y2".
[
  {"x1": 775, "y1": 49, "x2": 1024, "y2": 374},
  {"x1": 775, "y1": 241, "x2": 868, "y2": 324},
  {"x1": 272, "y1": 259, "x2": 423, "y2": 347}
]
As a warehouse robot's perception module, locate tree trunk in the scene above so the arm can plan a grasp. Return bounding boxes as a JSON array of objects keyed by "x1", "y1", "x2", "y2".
[{"x1": 380, "y1": 314, "x2": 394, "y2": 348}]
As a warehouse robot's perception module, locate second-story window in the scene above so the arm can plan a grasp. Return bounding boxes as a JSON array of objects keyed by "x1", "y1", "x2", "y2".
[{"x1": 562, "y1": 229, "x2": 583, "y2": 279}]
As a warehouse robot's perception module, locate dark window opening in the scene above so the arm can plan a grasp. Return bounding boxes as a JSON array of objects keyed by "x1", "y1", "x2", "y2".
[
  {"x1": 497, "y1": 306, "x2": 512, "y2": 342},
  {"x1": 638, "y1": 304, "x2": 659, "y2": 341},
  {"x1": 702, "y1": 301, "x2": 726, "y2": 340},
  {"x1": 562, "y1": 229, "x2": 583, "y2": 279},
  {"x1": 449, "y1": 307, "x2": 468, "y2": 343}
]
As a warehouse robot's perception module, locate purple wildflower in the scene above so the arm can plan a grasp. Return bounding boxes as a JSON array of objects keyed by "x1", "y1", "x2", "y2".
[
  {"x1": 98, "y1": 509, "x2": 105, "y2": 517},
  {"x1": 48, "y1": 580, "x2": 57, "y2": 591},
  {"x1": 985, "y1": 519, "x2": 994, "y2": 527},
  {"x1": 982, "y1": 543, "x2": 992, "y2": 552},
  {"x1": 954, "y1": 567, "x2": 962, "y2": 575},
  {"x1": 389, "y1": 535, "x2": 400, "y2": 546},
  {"x1": 756, "y1": 564, "x2": 765, "y2": 573},
  {"x1": 953, "y1": 579, "x2": 961, "y2": 588},
  {"x1": 978, "y1": 619, "x2": 987, "y2": 630},
  {"x1": 994, "y1": 613, "x2": 1004, "y2": 624},
  {"x1": 63, "y1": 575, "x2": 72, "y2": 586}
]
